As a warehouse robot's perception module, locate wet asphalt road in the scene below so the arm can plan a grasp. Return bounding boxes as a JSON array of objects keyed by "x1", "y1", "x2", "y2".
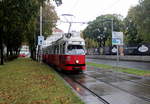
[
  {"x1": 61, "y1": 66, "x2": 150, "y2": 104},
  {"x1": 86, "y1": 58, "x2": 150, "y2": 70}
]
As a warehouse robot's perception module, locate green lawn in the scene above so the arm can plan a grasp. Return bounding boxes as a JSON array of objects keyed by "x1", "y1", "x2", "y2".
[
  {"x1": 86, "y1": 62, "x2": 150, "y2": 76},
  {"x1": 0, "y1": 58, "x2": 84, "y2": 104}
]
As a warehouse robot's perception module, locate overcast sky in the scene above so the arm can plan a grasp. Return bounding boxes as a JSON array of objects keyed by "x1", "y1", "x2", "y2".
[{"x1": 53, "y1": 0, "x2": 139, "y2": 32}]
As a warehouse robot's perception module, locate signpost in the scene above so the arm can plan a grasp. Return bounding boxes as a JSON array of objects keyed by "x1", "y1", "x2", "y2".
[
  {"x1": 37, "y1": 6, "x2": 43, "y2": 62},
  {"x1": 112, "y1": 31, "x2": 124, "y2": 67},
  {"x1": 37, "y1": 35, "x2": 44, "y2": 62}
]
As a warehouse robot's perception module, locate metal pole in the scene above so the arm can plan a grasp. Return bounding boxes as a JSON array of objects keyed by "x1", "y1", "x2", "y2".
[
  {"x1": 40, "y1": 6, "x2": 42, "y2": 36},
  {"x1": 116, "y1": 45, "x2": 119, "y2": 67},
  {"x1": 39, "y1": 6, "x2": 42, "y2": 62},
  {"x1": 111, "y1": 19, "x2": 113, "y2": 33},
  {"x1": 111, "y1": 18, "x2": 119, "y2": 67}
]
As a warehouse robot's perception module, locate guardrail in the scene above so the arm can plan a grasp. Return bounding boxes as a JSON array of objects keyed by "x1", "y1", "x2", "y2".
[{"x1": 86, "y1": 55, "x2": 150, "y2": 62}]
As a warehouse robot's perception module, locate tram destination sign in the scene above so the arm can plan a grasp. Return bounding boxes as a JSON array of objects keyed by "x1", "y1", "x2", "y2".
[{"x1": 112, "y1": 31, "x2": 124, "y2": 45}]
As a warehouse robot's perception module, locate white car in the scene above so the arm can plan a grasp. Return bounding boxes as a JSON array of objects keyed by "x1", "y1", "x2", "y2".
[{"x1": 19, "y1": 50, "x2": 30, "y2": 57}]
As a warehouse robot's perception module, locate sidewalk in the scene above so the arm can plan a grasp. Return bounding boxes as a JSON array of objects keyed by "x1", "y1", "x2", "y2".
[
  {"x1": 86, "y1": 55, "x2": 150, "y2": 62},
  {"x1": 0, "y1": 58, "x2": 84, "y2": 104}
]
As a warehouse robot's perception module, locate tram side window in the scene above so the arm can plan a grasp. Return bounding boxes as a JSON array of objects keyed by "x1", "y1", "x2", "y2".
[
  {"x1": 50, "y1": 47, "x2": 52, "y2": 54},
  {"x1": 45, "y1": 49, "x2": 47, "y2": 54},
  {"x1": 58, "y1": 45, "x2": 61, "y2": 54},
  {"x1": 53, "y1": 47, "x2": 54, "y2": 54},
  {"x1": 54, "y1": 46, "x2": 56, "y2": 54},
  {"x1": 48, "y1": 47, "x2": 51, "y2": 54},
  {"x1": 54, "y1": 45, "x2": 59, "y2": 54},
  {"x1": 59, "y1": 45, "x2": 63, "y2": 54},
  {"x1": 49, "y1": 47, "x2": 51, "y2": 54},
  {"x1": 56, "y1": 46, "x2": 59, "y2": 54},
  {"x1": 63, "y1": 43, "x2": 65, "y2": 54},
  {"x1": 52, "y1": 46, "x2": 54, "y2": 54},
  {"x1": 48, "y1": 47, "x2": 50, "y2": 54},
  {"x1": 60, "y1": 45, "x2": 62, "y2": 54}
]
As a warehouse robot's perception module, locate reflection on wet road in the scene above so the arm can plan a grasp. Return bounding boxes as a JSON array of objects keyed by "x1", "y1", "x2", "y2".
[
  {"x1": 61, "y1": 66, "x2": 150, "y2": 104},
  {"x1": 86, "y1": 58, "x2": 150, "y2": 70}
]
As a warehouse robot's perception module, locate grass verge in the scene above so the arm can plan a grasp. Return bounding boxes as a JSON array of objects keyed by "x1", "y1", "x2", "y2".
[
  {"x1": 0, "y1": 58, "x2": 84, "y2": 104},
  {"x1": 86, "y1": 62, "x2": 150, "y2": 76}
]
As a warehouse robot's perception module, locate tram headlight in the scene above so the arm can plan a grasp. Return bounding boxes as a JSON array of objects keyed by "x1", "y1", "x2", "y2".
[{"x1": 76, "y1": 60, "x2": 79, "y2": 64}]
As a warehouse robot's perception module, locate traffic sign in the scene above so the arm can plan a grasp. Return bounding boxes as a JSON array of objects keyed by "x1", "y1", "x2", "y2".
[
  {"x1": 112, "y1": 31, "x2": 123, "y2": 45},
  {"x1": 38, "y1": 36, "x2": 44, "y2": 45}
]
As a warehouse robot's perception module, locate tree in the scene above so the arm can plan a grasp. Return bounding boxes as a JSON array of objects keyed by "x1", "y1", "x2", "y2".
[
  {"x1": 136, "y1": 0, "x2": 150, "y2": 42},
  {"x1": 0, "y1": 0, "x2": 57, "y2": 64},
  {"x1": 83, "y1": 14, "x2": 124, "y2": 47},
  {"x1": 26, "y1": 2, "x2": 58, "y2": 59},
  {"x1": 123, "y1": 10, "x2": 143, "y2": 45},
  {"x1": 85, "y1": 38, "x2": 98, "y2": 48},
  {"x1": 0, "y1": 1, "x2": 4, "y2": 64},
  {"x1": 42, "y1": 3, "x2": 58, "y2": 37},
  {"x1": 126, "y1": 0, "x2": 150, "y2": 43},
  {"x1": 1, "y1": 0, "x2": 45, "y2": 62}
]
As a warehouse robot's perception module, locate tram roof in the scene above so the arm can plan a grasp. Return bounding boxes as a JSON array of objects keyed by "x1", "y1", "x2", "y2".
[{"x1": 43, "y1": 32, "x2": 84, "y2": 47}]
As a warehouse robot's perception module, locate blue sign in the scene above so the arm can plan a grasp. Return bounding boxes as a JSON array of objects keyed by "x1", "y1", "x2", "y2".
[
  {"x1": 112, "y1": 38, "x2": 121, "y2": 44},
  {"x1": 112, "y1": 32, "x2": 123, "y2": 45},
  {"x1": 38, "y1": 36, "x2": 44, "y2": 45}
]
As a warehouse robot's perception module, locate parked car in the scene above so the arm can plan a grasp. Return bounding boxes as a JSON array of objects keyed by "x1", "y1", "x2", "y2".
[{"x1": 19, "y1": 50, "x2": 30, "y2": 57}]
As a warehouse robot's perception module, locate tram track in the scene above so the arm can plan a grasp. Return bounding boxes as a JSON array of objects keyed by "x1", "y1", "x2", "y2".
[
  {"x1": 88, "y1": 66, "x2": 150, "y2": 88},
  {"x1": 54, "y1": 64, "x2": 150, "y2": 104},
  {"x1": 84, "y1": 72, "x2": 150, "y2": 102},
  {"x1": 115, "y1": 75, "x2": 150, "y2": 87},
  {"x1": 60, "y1": 73, "x2": 111, "y2": 104},
  {"x1": 60, "y1": 71, "x2": 150, "y2": 104}
]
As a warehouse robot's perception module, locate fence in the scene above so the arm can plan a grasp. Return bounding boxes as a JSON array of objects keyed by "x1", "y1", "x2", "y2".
[{"x1": 86, "y1": 44, "x2": 150, "y2": 56}]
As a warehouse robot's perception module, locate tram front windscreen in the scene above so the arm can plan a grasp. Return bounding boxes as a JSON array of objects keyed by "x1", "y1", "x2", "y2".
[{"x1": 67, "y1": 45, "x2": 85, "y2": 55}]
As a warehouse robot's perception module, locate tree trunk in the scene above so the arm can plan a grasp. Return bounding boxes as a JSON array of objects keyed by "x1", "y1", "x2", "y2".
[
  {"x1": 30, "y1": 48, "x2": 33, "y2": 59},
  {"x1": 6, "y1": 46, "x2": 9, "y2": 57},
  {"x1": 10, "y1": 48, "x2": 13, "y2": 56},
  {"x1": 0, "y1": 35, "x2": 4, "y2": 65},
  {"x1": 30, "y1": 46, "x2": 36, "y2": 60}
]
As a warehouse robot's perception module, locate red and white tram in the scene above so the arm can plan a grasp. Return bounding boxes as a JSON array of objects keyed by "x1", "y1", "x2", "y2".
[{"x1": 42, "y1": 32, "x2": 86, "y2": 73}]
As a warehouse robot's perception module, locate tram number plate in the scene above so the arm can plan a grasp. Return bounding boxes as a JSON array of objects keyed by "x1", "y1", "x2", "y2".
[{"x1": 73, "y1": 67, "x2": 80, "y2": 70}]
